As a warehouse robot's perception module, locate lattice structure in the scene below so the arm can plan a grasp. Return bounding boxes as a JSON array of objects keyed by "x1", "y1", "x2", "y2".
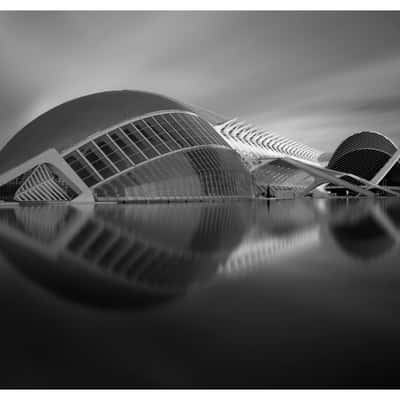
[
  {"x1": 215, "y1": 119, "x2": 322, "y2": 166},
  {"x1": 328, "y1": 131, "x2": 400, "y2": 183},
  {"x1": 14, "y1": 164, "x2": 77, "y2": 201},
  {"x1": 63, "y1": 111, "x2": 228, "y2": 189}
]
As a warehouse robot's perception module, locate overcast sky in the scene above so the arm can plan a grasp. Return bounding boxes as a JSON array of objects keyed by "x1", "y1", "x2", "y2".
[{"x1": 1, "y1": 11, "x2": 400, "y2": 152}]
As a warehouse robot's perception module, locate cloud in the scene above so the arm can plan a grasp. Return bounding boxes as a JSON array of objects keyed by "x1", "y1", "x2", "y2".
[{"x1": 1, "y1": 11, "x2": 400, "y2": 152}]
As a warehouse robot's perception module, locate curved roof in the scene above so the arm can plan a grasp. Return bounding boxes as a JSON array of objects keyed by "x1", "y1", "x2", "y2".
[
  {"x1": 329, "y1": 131, "x2": 398, "y2": 167},
  {"x1": 328, "y1": 131, "x2": 399, "y2": 180},
  {"x1": 0, "y1": 90, "x2": 191, "y2": 175}
]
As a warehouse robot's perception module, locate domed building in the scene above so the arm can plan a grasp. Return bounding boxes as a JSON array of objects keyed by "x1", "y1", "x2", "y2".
[
  {"x1": 0, "y1": 90, "x2": 254, "y2": 202},
  {"x1": 325, "y1": 131, "x2": 400, "y2": 195},
  {"x1": 328, "y1": 131, "x2": 400, "y2": 182}
]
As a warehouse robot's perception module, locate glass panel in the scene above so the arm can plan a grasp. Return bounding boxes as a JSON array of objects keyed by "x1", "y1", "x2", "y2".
[
  {"x1": 168, "y1": 114, "x2": 197, "y2": 146},
  {"x1": 135, "y1": 120, "x2": 170, "y2": 154},
  {"x1": 79, "y1": 142, "x2": 117, "y2": 179},
  {"x1": 160, "y1": 115, "x2": 191, "y2": 148},
  {"x1": 109, "y1": 129, "x2": 146, "y2": 164},
  {"x1": 93, "y1": 147, "x2": 252, "y2": 200},
  {"x1": 95, "y1": 135, "x2": 131, "y2": 172},
  {"x1": 121, "y1": 124, "x2": 158, "y2": 159},
  {"x1": 195, "y1": 116, "x2": 226, "y2": 145},
  {"x1": 64, "y1": 152, "x2": 100, "y2": 187},
  {"x1": 147, "y1": 117, "x2": 180, "y2": 150},
  {"x1": 173, "y1": 114, "x2": 206, "y2": 145}
]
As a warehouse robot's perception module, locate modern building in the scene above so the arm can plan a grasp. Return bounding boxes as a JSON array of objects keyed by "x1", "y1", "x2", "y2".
[
  {"x1": 325, "y1": 131, "x2": 400, "y2": 195},
  {"x1": 213, "y1": 119, "x2": 326, "y2": 198},
  {"x1": 215, "y1": 118, "x2": 323, "y2": 167},
  {"x1": 0, "y1": 91, "x2": 253, "y2": 202},
  {"x1": 0, "y1": 90, "x2": 399, "y2": 202}
]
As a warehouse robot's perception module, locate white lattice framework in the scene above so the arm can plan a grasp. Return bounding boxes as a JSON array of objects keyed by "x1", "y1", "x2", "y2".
[
  {"x1": 15, "y1": 164, "x2": 74, "y2": 202},
  {"x1": 215, "y1": 119, "x2": 323, "y2": 167}
]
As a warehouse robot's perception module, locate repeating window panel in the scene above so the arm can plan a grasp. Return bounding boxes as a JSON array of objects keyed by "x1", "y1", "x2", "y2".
[
  {"x1": 173, "y1": 114, "x2": 207, "y2": 145},
  {"x1": 108, "y1": 129, "x2": 147, "y2": 164},
  {"x1": 189, "y1": 115, "x2": 215, "y2": 143},
  {"x1": 166, "y1": 114, "x2": 198, "y2": 147},
  {"x1": 63, "y1": 112, "x2": 235, "y2": 191},
  {"x1": 146, "y1": 117, "x2": 180, "y2": 151},
  {"x1": 187, "y1": 115, "x2": 216, "y2": 144},
  {"x1": 120, "y1": 123, "x2": 158, "y2": 159},
  {"x1": 136, "y1": 119, "x2": 170, "y2": 154},
  {"x1": 193, "y1": 116, "x2": 226, "y2": 145},
  {"x1": 65, "y1": 151, "x2": 101, "y2": 187},
  {"x1": 93, "y1": 147, "x2": 252, "y2": 200},
  {"x1": 94, "y1": 135, "x2": 132, "y2": 171},
  {"x1": 157, "y1": 115, "x2": 190, "y2": 148},
  {"x1": 79, "y1": 142, "x2": 117, "y2": 179}
]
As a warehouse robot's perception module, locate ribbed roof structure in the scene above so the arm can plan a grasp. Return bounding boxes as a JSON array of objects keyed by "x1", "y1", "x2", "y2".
[{"x1": 0, "y1": 90, "x2": 190, "y2": 175}]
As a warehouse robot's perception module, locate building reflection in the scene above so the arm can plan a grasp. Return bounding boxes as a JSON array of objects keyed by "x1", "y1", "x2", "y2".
[
  {"x1": 0, "y1": 200, "x2": 322, "y2": 306},
  {"x1": 0, "y1": 203, "x2": 252, "y2": 306},
  {"x1": 217, "y1": 200, "x2": 321, "y2": 276},
  {"x1": 0, "y1": 199, "x2": 398, "y2": 307},
  {"x1": 324, "y1": 199, "x2": 400, "y2": 261}
]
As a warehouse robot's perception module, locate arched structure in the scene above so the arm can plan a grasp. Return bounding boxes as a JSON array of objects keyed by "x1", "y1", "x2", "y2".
[
  {"x1": 328, "y1": 131, "x2": 400, "y2": 184},
  {"x1": 3, "y1": 90, "x2": 399, "y2": 202},
  {"x1": 0, "y1": 90, "x2": 254, "y2": 202},
  {"x1": 215, "y1": 119, "x2": 322, "y2": 168}
]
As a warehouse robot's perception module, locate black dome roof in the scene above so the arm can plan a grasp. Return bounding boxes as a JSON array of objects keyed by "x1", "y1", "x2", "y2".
[
  {"x1": 0, "y1": 90, "x2": 191, "y2": 175},
  {"x1": 328, "y1": 131, "x2": 399, "y2": 180}
]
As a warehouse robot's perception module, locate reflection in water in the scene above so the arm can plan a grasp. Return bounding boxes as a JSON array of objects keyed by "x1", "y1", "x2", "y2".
[
  {"x1": 326, "y1": 199, "x2": 400, "y2": 261},
  {"x1": 0, "y1": 203, "x2": 247, "y2": 306},
  {"x1": 0, "y1": 199, "x2": 400, "y2": 307}
]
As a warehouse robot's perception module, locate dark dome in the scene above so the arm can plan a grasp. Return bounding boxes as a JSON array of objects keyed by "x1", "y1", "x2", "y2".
[
  {"x1": 328, "y1": 131, "x2": 398, "y2": 180},
  {"x1": 0, "y1": 90, "x2": 191, "y2": 175}
]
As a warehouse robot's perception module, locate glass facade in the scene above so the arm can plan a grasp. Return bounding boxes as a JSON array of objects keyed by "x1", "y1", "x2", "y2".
[
  {"x1": 64, "y1": 152, "x2": 101, "y2": 187},
  {"x1": 93, "y1": 147, "x2": 253, "y2": 201},
  {"x1": 63, "y1": 111, "x2": 228, "y2": 191},
  {"x1": 0, "y1": 110, "x2": 254, "y2": 203},
  {"x1": 253, "y1": 160, "x2": 314, "y2": 198},
  {"x1": 254, "y1": 159, "x2": 313, "y2": 187}
]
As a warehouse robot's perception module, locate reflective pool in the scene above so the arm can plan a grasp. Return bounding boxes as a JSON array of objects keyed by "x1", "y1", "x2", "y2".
[{"x1": 0, "y1": 198, "x2": 400, "y2": 387}]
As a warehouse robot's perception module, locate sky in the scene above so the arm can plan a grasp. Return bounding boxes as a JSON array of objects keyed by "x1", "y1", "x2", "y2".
[{"x1": 1, "y1": 11, "x2": 400, "y2": 152}]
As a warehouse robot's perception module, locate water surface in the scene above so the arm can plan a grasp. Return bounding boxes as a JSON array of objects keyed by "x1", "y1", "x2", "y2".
[{"x1": 0, "y1": 198, "x2": 399, "y2": 388}]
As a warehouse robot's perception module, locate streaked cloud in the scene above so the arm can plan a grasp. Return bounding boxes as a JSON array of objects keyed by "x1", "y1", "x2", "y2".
[{"x1": 1, "y1": 11, "x2": 400, "y2": 151}]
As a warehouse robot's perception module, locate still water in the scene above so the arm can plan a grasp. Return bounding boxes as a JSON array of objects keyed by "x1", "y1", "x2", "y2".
[{"x1": 0, "y1": 198, "x2": 400, "y2": 387}]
